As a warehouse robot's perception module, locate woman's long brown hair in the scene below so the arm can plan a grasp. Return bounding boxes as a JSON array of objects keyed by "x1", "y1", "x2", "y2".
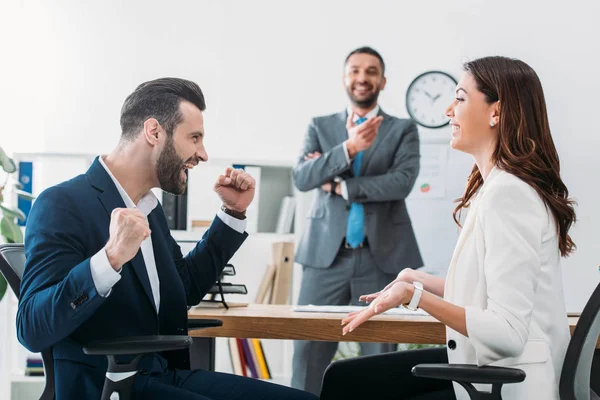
[{"x1": 453, "y1": 56, "x2": 576, "y2": 257}]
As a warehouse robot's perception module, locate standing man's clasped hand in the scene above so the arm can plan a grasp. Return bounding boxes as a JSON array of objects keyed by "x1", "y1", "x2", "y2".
[
  {"x1": 304, "y1": 112, "x2": 384, "y2": 196},
  {"x1": 345, "y1": 111, "x2": 383, "y2": 158},
  {"x1": 214, "y1": 167, "x2": 256, "y2": 213},
  {"x1": 341, "y1": 281, "x2": 414, "y2": 335}
]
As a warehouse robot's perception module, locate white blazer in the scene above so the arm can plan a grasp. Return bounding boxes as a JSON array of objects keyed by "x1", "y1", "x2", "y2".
[{"x1": 444, "y1": 167, "x2": 570, "y2": 400}]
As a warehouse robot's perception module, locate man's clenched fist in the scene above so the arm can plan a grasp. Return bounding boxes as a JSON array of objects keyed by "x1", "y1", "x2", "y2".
[
  {"x1": 105, "y1": 208, "x2": 151, "y2": 271},
  {"x1": 214, "y1": 167, "x2": 256, "y2": 213}
]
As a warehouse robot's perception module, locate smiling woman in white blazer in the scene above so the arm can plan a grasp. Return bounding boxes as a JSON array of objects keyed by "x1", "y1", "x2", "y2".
[{"x1": 341, "y1": 56, "x2": 577, "y2": 400}]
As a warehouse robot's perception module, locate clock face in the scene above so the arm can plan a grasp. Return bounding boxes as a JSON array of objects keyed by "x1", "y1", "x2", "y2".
[{"x1": 405, "y1": 71, "x2": 457, "y2": 129}]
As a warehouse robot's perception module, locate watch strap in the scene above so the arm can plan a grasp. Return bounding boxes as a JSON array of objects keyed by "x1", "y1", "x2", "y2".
[
  {"x1": 221, "y1": 205, "x2": 247, "y2": 220},
  {"x1": 330, "y1": 181, "x2": 338, "y2": 195},
  {"x1": 406, "y1": 282, "x2": 423, "y2": 311}
]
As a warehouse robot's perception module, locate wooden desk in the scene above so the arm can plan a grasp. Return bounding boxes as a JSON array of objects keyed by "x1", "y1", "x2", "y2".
[{"x1": 188, "y1": 304, "x2": 597, "y2": 347}]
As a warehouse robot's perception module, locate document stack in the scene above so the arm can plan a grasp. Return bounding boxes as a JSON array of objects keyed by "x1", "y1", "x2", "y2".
[
  {"x1": 25, "y1": 356, "x2": 44, "y2": 376},
  {"x1": 228, "y1": 338, "x2": 272, "y2": 379},
  {"x1": 201, "y1": 264, "x2": 247, "y2": 309}
]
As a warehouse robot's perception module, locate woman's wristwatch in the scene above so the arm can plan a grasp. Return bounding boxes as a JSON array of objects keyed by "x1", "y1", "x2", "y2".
[{"x1": 405, "y1": 282, "x2": 423, "y2": 311}]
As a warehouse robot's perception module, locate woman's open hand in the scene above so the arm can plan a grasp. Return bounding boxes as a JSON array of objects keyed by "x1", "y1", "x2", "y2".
[
  {"x1": 341, "y1": 282, "x2": 414, "y2": 335},
  {"x1": 358, "y1": 268, "x2": 416, "y2": 304}
]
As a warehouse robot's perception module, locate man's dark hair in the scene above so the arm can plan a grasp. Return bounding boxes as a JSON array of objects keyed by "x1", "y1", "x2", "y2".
[
  {"x1": 345, "y1": 46, "x2": 385, "y2": 75},
  {"x1": 120, "y1": 77, "x2": 206, "y2": 140}
]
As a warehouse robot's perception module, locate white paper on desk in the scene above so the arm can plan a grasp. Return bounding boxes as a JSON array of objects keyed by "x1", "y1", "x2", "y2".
[{"x1": 293, "y1": 304, "x2": 428, "y2": 316}]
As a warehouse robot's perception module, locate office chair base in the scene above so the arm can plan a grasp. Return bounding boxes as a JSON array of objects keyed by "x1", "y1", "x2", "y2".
[
  {"x1": 456, "y1": 381, "x2": 503, "y2": 400},
  {"x1": 101, "y1": 355, "x2": 143, "y2": 400}
]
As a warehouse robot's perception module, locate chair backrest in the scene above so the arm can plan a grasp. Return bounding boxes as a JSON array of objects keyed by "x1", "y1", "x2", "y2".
[
  {"x1": 0, "y1": 244, "x2": 55, "y2": 400},
  {"x1": 560, "y1": 282, "x2": 600, "y2": 400},
  {"x1": 0, "y1": 244, "x2": 26, "y2": 298}
]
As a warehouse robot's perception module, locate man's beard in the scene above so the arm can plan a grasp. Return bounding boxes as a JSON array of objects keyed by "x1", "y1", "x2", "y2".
[
  {"x1": 346, "y1": 85, "x2": 380, "y2": 109},
  {"x1": 156, "y1": 136, "x2": 187, "y2": 195}
]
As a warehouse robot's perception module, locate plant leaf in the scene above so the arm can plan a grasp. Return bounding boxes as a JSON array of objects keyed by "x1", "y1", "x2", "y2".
[
  {"x1": 0, "y1": 203, "x2": 26, "y2": 221},
  {"x1": 1, "y1": 215, "x2": 23, "y2": 243},
  {"x1": 0, "y1": 273, "x2": 7, "y2": 302},
  {"x1": 0, "y1": 147, "x2": 16, "y2": 174},
  {"x1": 15, "y1": 190, "x2": 35, "y2": 201}
]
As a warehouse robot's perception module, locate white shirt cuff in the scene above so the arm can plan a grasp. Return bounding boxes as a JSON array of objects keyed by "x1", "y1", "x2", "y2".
[
  {"x1": 90, "y1": 247, "x2": 122, "y2": 297},
  {"x1": 217, "y1": 209, "x2": 247, "y2": 234},
  {"x1": 342, "y1": 141, "x2": 351, "y2": 164},
  {"x1": 340, "y1": 180, "x2": 349, "y2": 200}
]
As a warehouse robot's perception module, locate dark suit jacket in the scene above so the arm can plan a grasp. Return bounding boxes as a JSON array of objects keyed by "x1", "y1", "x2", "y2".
[
  {"x1": 293, "y1": 109, "x2": 423, "y2": 274},
  {"x1": 17, "y1": 158, "x2": 247, "y2": 399}
]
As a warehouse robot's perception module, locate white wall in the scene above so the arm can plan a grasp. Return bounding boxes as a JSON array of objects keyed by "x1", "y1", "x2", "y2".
[{"x1": 1, "y1": 0, "x2": 599, "y2": 382}]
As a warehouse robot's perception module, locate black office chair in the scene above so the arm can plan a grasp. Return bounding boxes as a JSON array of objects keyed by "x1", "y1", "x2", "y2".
[
  {"x1": 410, "y1": 363, "x2": 525, "y2": 399},
  {"x1": 0, "y1": 244, "x2": 222, "y2": 400},
  {"x1": 411, "y1": 281, "x2": 600, "y2": 400},
  {"x1": 320, "y1": 282, "x2": 600, "y2": 400},
  {"x1": 559, "y1": 282, "x2": 600, "y2": 400}
]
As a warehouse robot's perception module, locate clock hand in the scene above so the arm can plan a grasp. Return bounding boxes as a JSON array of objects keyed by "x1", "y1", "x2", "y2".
[
  {"x1": 423, "y1": 90, "x2": 433, "y2": 99},
  {"x1": 432, "y1": 94, "x2": 441, "y2": 102}
]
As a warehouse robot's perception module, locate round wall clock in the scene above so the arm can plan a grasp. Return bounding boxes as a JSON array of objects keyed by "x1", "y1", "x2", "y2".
[{"x1": 406, "y1": 71, "x2": 457, "y2": 129}]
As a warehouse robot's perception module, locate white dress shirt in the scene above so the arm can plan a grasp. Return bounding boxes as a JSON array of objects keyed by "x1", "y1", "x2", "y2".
[
  {"x1": 339, "y1": 105, "x2": 380, "y2": 200},
  {"x1": 90, "y1": 156, "x2": 247, "y2": 312}
]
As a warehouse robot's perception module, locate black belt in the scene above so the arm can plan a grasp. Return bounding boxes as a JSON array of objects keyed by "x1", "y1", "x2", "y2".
[{"x1": 341, "y1": 237, "x2": 369, "y2": 249}]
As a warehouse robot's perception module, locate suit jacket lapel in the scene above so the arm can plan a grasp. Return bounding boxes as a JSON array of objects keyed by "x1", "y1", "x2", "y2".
[
  {"x1": 360, "y1": 108, "x2": 390, "y2": 175},
  {"x1": 148, "y1": 211, "x2": 173, "y2": 316},
  {"x1": 87, "y1": 157, "x2": 157, "y2": 313},
  {"x1": 148, "y1": 210, "x2": 188, "y2": 326},
  {"x1": 128, "y1": 250, "x2": 157, "y2": 314},
  {"x1": 444, "y1": 167, "x2": 501, "y2": 299},
  {"x1": 444, "y1": 197, "x2": 481, "y2": 300},
  {"x1": 336, "y1": 111, "x2": 350, "y2": 148}
]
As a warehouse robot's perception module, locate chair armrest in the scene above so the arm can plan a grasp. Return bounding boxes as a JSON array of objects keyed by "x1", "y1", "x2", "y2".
[
  {"x1": 82, "y1": 335, "x2": 192, "y2": 356},
  {"x1": 188, "y1": 318, "x2": 223, "y2": 331},
  {"x1": 411, "y1": 363, "x2": 526, "y2": 385},
  {"x1": 82, "y1": 319, "x2": 221, "y2": 356}
]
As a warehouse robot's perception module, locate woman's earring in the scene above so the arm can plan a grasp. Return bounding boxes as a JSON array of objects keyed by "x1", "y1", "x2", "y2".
[{"x1": 490, "y1": 121, "x2": 496, "y2": 127}]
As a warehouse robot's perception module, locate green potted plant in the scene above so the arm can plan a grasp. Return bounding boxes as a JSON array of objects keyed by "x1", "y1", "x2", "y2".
[{"x1": 0, "y1": 146, "x2": 34, "y2": 302}]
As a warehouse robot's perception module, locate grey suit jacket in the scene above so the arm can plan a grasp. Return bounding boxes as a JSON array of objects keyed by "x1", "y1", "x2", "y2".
[{"x1": 293, "y1": 109, "x2": 423, "y2": 274}]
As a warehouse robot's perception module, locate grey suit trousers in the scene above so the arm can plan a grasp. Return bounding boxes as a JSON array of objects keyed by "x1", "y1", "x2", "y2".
[{"x1": 291, "y1": 245, "x2": 397, "y2": 395}]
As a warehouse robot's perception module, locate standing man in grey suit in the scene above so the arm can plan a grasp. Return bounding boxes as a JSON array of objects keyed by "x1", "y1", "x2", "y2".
[{"x1": 291, "y1": 46, "x2": 423, "y2": 395}]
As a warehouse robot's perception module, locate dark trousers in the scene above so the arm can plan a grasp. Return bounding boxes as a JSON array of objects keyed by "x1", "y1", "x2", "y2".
[
  {"x1": 292, "y1": 246, "x2": 398, "y2": 395},
  {"x1": 132, "y1": 368, "x2": 318, "y2": 400},
  {"x1": 320, "y1": 347, "x2": 456, "y2": 400}
]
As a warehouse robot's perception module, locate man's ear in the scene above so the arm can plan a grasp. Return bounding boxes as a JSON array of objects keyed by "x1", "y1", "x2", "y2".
[
  {"x1": 379, "y1": 76, "x2": 387, "y2": 91},
  {"x1": 143, "y1": 118, "x2": 161, "y2": 146}
]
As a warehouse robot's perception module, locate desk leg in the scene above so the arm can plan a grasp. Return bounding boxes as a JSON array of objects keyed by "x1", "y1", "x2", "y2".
[{"x1": 190, "y1": 337, "x2": 216, "y2": 371}]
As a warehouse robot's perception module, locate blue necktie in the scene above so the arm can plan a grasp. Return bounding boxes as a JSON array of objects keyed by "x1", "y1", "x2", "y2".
[{"x1": 346, "y1": 116, "x2": 367, "y2": 248}]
